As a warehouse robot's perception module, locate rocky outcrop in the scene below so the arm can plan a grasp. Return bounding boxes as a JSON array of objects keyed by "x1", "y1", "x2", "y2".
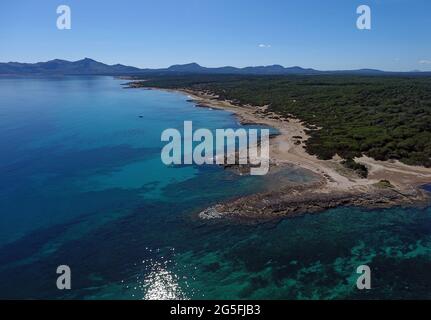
[{"x1": 199, "y1": 184, "x2": 430, "y2": 221}]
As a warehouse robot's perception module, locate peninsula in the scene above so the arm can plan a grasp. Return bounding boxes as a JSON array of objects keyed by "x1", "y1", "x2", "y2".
[{"x1": 127, "y1": 75, "x2": 431, "y2": 220}]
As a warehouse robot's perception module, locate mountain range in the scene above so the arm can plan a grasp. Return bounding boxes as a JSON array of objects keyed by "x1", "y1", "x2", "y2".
[{"x1": 0, "y1": 58, "x2": 429, "y2": 76}]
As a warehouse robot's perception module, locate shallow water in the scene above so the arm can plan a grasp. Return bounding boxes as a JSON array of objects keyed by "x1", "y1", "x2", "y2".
[{"x1": 0, "y1": 76, "x2": 430, "y2": 299}]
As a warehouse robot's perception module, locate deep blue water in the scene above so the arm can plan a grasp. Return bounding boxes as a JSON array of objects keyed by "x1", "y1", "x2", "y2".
[{"x1": 0, "y1": 76, "x2": 431, "y2": 299}]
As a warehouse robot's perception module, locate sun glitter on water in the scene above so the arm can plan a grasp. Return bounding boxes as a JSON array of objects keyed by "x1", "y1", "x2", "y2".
[{"x1": 123, "y1": 247, "x2": 195, "y2": 300}]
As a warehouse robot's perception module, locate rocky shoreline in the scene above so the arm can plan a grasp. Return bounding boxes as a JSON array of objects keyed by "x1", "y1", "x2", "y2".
[
  {"x1": 178, "y1": 89, "x2": 431, "y2": 221},
  {"x1": 199, "y1": 182, "x2": 431, "y2": 221},
  {"x1": 125, "y1": 83, "x2": 431, "y2": 221}
]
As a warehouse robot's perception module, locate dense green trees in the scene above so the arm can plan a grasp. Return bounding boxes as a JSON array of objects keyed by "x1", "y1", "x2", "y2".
[{"x1": 133, "y1": 74, "x2": 431, "y2": 167}]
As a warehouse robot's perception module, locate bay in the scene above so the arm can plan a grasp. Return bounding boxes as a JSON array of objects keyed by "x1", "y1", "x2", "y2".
[{"x1": 0, "y1": 76, "x2": 430, "y2": 299}]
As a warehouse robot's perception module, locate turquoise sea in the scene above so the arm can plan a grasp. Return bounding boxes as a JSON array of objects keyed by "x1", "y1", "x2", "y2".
[{"x1": 0, "y1": 76, "x2": 430, "y2": 299}]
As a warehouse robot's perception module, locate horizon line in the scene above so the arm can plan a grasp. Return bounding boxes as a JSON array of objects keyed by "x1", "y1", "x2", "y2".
[{"x1": 1, "y1": 57, "x2": 429, "y2": 74}]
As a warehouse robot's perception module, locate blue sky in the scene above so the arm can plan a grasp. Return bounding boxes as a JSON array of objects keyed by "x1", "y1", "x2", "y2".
[{"x1": 0, "y1": 0, "x2": 430, "y2": 71}]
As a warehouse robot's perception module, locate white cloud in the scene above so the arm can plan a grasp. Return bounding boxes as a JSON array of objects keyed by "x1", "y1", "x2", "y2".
[
  {"x1": 419, "y1": 59, "x2": 431, "y2": 65},
  {"x1": 258, "y1": 44, "x2": 271, "y2": 48}
]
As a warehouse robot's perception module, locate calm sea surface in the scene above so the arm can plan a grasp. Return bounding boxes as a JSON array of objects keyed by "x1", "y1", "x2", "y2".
[{"x1": 0, "y1": 76, "x2": 430, "y2": 299}]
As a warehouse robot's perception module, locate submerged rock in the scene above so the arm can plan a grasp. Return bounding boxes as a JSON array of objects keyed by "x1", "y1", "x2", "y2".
[{"x1": 199, "y1": 206, "x2": 223, "y2": 219}]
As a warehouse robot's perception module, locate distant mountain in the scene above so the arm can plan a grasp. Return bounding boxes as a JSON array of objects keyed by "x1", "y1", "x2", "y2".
[
  {"x1": 0, "y1": 58, "x2": 143, "y2": 75},
  {"x1": 167, "y1": 62, "x2": 207, "y2": 73},
  {"x1": 0, "y1": 58, "x2": 429, "y2": 76},
  {"x1": 163, "y1": 63, "x2": 320, "y2": 75}
]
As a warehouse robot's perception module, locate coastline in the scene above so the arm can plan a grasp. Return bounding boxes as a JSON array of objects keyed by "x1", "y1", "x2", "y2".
[{"x1": 129, "y1": 84, "x2": 431, "y2": 220}]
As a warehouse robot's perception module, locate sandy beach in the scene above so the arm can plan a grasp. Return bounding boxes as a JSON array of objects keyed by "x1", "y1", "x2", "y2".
[
  {"x1": 174, "y1": 88, "x2": 431, "y2": 220},
  {"x1": 125, "y1": 82, "x2": 431, "y2": 219}
]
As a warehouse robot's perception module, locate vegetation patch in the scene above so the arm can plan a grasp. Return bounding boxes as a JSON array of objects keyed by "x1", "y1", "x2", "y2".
[
  {"x1": 341, "y1": 159, "x2": 368, "y2": 178},
  {"x1": 131, "y1": 74, "x2": 431, "y2": 167},
  {"x1": 375, "y1": 179, "x2": 395, "y2": 189}
]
